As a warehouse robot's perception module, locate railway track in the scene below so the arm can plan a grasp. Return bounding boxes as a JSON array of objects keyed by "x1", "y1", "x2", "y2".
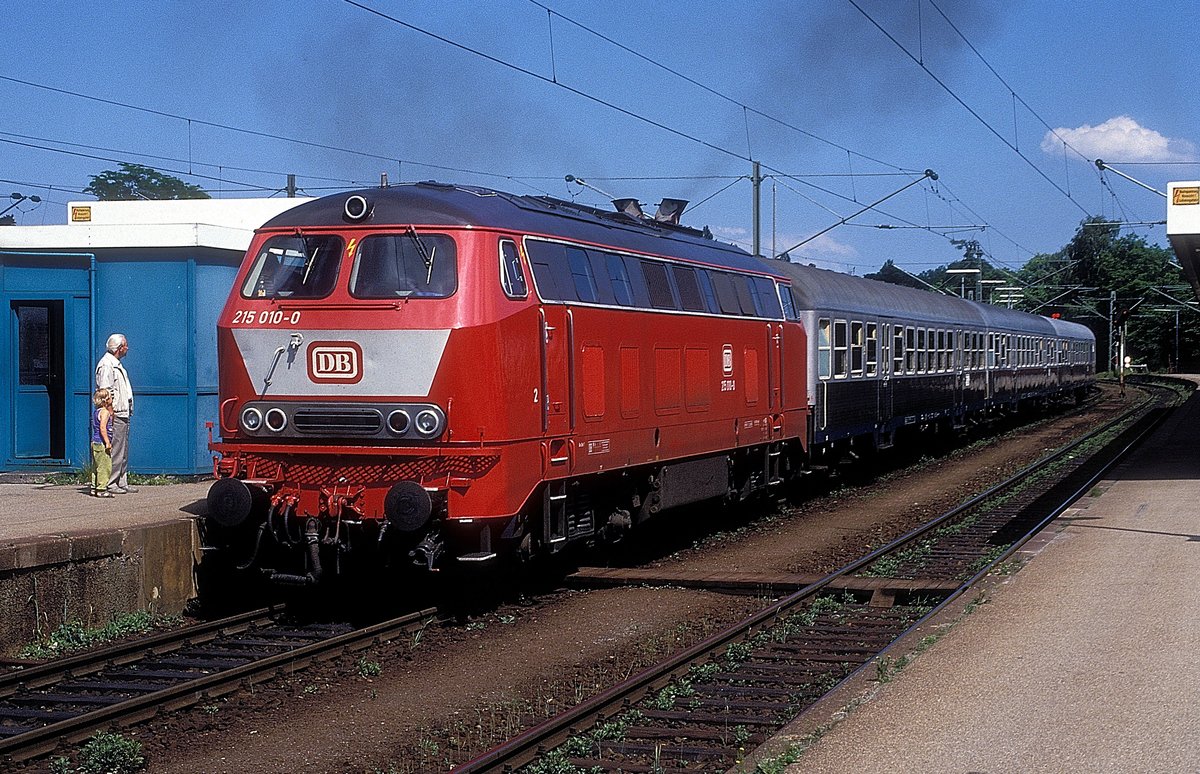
[
  {"x1": 0, "y1": 605, "x2": 436, "y2": 764},
  {"x1": 455, "y1": 385, "x2": 1177, "y2": 773}
]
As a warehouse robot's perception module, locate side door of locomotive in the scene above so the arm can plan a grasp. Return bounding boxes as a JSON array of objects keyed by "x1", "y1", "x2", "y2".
[{"x1": 539, "y1": 304, "x2": 572, "y2": 440}]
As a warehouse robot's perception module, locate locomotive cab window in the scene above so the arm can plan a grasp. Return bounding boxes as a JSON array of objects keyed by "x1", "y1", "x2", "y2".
[
  {"x1": 350, "y1": 232, "x2": 457, "y2": 298},
  {"x1": 499, "y1": 239, "x2": 527, "y2": 298},
  {"x1": 241, "y1": 234, "x2": 344, "y2": 299}
]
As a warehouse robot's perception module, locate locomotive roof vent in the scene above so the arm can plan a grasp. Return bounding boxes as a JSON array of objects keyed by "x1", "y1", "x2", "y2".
[
  {"x1": 612, "y1": 198, "x2": 644, "y2": 219},
  {"x1": 344, "y1": 194, "x2": 373, "y2": 222},
  {"x1": 654, "y1": 198, "x2": 688, "y2": 225}
]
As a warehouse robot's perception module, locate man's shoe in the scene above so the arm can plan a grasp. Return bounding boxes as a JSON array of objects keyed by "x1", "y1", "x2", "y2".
[
  {"x1": 110, "y1": 486, "x2": 128, "y2": 494},
  {"x1": 123, "y1": 485, "x2": 139, "y2": 493}
]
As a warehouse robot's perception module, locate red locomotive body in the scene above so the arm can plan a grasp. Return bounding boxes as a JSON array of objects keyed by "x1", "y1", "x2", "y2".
[{"x1": 207, "y1": 184, "x2": 809, "y2": 582}]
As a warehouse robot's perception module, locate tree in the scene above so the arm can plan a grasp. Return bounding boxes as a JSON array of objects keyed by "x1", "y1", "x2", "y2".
[
  {"x1": 864, "y1": 259, "x2": 926, "y2": 289},
  {"x1": 84, "y1": 163, "x2": 209, "y2": 201},
  {"x1": 0, "y1": 214, "x2": 14, "y2": 226}
]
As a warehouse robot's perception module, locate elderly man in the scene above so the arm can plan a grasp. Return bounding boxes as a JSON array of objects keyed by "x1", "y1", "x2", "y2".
[{"x1": 95, "y1": 333, "x2": 137, "y2": 494}]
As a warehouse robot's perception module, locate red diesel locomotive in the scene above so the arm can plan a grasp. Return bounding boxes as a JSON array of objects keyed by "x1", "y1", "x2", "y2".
[
  {"x1": 206, "y1": 182, "x2": 808, "y2": 583},
  {"x1": 206, "y1": 182, "x2": 1094, "y2": 584}
]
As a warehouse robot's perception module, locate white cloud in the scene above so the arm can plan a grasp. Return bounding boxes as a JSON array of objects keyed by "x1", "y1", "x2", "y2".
[{"x1": 1041, "y1": 115, "x2": 1196, "y2": 162}]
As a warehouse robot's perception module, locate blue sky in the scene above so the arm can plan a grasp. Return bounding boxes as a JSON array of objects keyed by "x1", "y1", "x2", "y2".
[{"x1": 3, "y1": 0, "x2": 1196, "y2": 277}]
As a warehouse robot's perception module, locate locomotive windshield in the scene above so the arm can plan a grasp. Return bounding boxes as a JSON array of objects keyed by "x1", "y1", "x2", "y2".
[
  {"x1": 349, "y1": 233, "x2": 457, "y2": 298},
  {"x1": 240, "y1": 234, "x2": 344, "y2": 299}
]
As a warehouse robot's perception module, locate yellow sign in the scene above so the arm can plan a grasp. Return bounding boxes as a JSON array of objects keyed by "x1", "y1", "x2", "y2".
[
  {"x1": 70, "y1": 206, "x2": 92, "y2": 222},
  {"x1": 1172, "y1": 187, "x2": 1200, "y2": 205}
]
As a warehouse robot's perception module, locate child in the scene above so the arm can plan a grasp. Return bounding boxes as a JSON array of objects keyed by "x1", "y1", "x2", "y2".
[{"x1": 91, "y1": 388, "x2": 115, "y2": 498}]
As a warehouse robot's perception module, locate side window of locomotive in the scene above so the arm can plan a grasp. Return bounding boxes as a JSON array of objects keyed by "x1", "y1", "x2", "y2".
[
  {"x1": 525, "y1": 240, "x2": 572, "y2": 301},
  {"x1": 566, "y1": 247, "x2": 599, "y2": 303},
  {"x1": 605, "y1": 253, "x2": 635, "y2": 306},
  {"x1": 777, "y1": 283, "x2": 798, "y2": 320},
  {"x1": 696, "y1": 270, "x2": 720, "y2": 313},
  {"x1": 671, "y1": 266, "x2": 707, "y2": 312},
  {"x1": 818, "y1": 318, "x2": 831, "y2": 379},
  {"x1": 733, "y1": 276, "x2": 758, "y2": 316},
  {"x1": 499, "y1": 240, "x2": 528, "y2": 299},
  {"x1": 850, "y1": 322, "x2": 864, "y2": 376},
  {"x1": 751, "y1": 277, "x2": 783, "y2": 319},
  {"x1": 866, "y1": 323, "x2": 878, "y2": 376},
  {"x1": 709, "y1": 271, "x2": 743, "y2": 315},
  {"x1": 641, "y1": 261, "x2": 679, "y2": 310},
  {"x1": 350, "y1": 233, "x2": 457, "y2": 298},
  {"x1": 833, "y1": 320, "x2": 848, "y2": 378},
  {"x1": 241, "y1": 234, "x2": 344, "y2": 299}
]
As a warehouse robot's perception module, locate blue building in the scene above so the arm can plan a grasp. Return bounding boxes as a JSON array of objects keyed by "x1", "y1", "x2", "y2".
[{"x1": 0, "y1": 198, "x2": 307, "y2": 474}]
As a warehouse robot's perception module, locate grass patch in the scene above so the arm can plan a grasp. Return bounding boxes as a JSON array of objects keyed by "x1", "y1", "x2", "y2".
[
  {"x1": 20, "y1": 610, "x2": 181, "y2": 660},
  {"x1": 50, "y1": 731, "x2": 145, "y2": 774}
]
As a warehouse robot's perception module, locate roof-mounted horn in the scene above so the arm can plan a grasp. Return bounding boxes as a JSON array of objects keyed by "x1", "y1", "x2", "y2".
[
  {"x1": 654, "y1": 199, "x2": 688, "y2": 225},
  {"x1": 612, "y1": 198, "x2": 644, "y2": 219}
]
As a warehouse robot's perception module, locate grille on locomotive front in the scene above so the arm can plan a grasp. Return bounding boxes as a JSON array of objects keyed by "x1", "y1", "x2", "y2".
[{"x1": 293, "y1": 408, "x2": 382, "y2": 434}]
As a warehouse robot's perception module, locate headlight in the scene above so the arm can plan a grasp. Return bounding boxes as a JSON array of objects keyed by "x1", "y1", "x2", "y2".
[
  {"x1": 264, "y1": 407, "x2": 288, "y2": 433},
  {"x1": 387, "y1": 410, "x2": 411, "y2": 435},
  {"x1": 240, "y1": 406, "x2": 263, "y2": 432},
  {"x1": 414, "y1": 409, "x2": 441, "y2": 437}
]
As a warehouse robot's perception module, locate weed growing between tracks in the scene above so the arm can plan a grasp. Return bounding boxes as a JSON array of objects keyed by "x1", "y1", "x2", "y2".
[
  {"x1": 20, "y1": 610, "x2": 181, "y2": 659},
  {"x1": 50, "y1": 731, "x2": 145, "y2": 774}
]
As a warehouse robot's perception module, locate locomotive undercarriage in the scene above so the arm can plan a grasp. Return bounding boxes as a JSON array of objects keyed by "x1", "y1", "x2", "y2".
[{"x1": 204, "y1": 440, "x2": 798, "y2": 584}]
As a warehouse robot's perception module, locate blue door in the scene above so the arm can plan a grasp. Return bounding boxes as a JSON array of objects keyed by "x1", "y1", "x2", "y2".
[{"x1": 12, "y1": 300, "x2": 66, "y2": 460}]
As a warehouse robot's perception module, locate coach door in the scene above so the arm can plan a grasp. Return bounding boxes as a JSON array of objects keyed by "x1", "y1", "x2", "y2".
[
  {"x1": 539, "y1": 305, "x2": 573, "y2": 439},
  {"x1": 879, "y1": 323, "x2": 893, "y2": 426}
]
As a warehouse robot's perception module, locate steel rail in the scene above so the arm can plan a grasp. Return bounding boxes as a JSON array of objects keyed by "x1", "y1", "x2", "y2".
[
  {"x1": 455, "y1": 390, "x2": 1167, "y2": 772},
  {"x1": 0, "y1": 607, "x2": 437, "y2": 764},
  {"x1": 0, "y1": 607, "x2": 278, "y2": 697}
]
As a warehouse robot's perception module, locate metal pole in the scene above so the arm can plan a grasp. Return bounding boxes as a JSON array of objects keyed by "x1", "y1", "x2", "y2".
[
  {"x1": 1175, "y1": 308, "x2": 1181, "y2": 373},
  {"x1": 752, "y1": 161, "x2": 762, "y2": 257},
  {"x1": 1108, "y1": 291, "x2": 1116, "y2": 372}
]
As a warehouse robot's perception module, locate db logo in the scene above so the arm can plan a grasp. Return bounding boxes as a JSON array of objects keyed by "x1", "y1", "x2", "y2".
[
  {"x1": 307, "y1": 342, "x2": 364, "y2": 384},
  {"x1": 722, "y1": 344, "x2": 734, "y2": 376}
]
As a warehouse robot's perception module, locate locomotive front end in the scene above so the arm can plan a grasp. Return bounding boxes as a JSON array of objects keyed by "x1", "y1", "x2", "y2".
[{"x1": 206, "y1": 190, "x2": 527, "y2": 584}]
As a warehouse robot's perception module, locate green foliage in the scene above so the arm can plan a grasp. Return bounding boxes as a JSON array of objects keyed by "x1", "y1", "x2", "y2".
[
  {"x1": 869, "y1": 216, "x2": 1198, "y2": 371},
  {"x1": 357, "y1": 657, "x2": 383, "y2": 678},
  {"x1": 54, "y1": 732, "x2": 146, "y2": 774},
  {"x1": 84, "y1": 163, "x2": 209, "y2": 201},
  {"x1": 20, "y1": 610, "x2": 179, "y2": 659}
]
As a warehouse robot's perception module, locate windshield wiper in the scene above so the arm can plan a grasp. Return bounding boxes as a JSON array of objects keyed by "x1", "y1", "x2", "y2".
[
  {"x1": 406, "y1": 225, "x2": 436, "y2": 284},
  {"x1": 295, "y1": 229, "x2": 319, "y2": 286}
]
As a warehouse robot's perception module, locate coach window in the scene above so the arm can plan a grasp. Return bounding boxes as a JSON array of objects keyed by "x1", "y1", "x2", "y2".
[
  {"x1": 818, "y1": 318, "x2": 832, "y2": 378},
  {"x1": 893, "y1": 326, "x2": 905, "y2": 374},
  {"x1": 671, "y1": 265, "x2": 707, "y2": 312},
  {"x1": 499, "y1": 240, "x2": 527, "y2": 299},
  {"x1": 349, "y1": 233, "x2": 457, "y2": 298},
  {"x1": 905, "y1": 326, "x2": 916, "y2": 372},
  {"x1": 242, "y1": 234, "x2": 344, "y2": 299},
  {"x1": 833, "y1": 320, "x2": 848, "y2": 377},
  {"x1": 917, "y1": 328, "x2": 927, "y2": 373},
  {"x1": 850, "y1": 321, "x2": 864, "y2": 376},
  {"x1": 866, "y1": 323, "x2": 878, "y2": 376}
]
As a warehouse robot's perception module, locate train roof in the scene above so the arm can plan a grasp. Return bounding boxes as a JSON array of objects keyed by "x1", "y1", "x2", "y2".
[
  {"x1": 261, "y1": 181, "x2": 781, "y2": 278},
  {"x1": 769, "y1": 260, "x2": 982, "y2": 325},
  {"x1": 768, "y1": 259, "x2": 1094, "y2": 341}
]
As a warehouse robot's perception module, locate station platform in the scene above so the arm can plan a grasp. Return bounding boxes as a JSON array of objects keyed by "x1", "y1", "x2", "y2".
[
  {"x1": 0, "y1": 480, "x2": 209, "y2": 657},
  {"x1": 753, "y1": 377, "x2": 1200, "y2": 772}
]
